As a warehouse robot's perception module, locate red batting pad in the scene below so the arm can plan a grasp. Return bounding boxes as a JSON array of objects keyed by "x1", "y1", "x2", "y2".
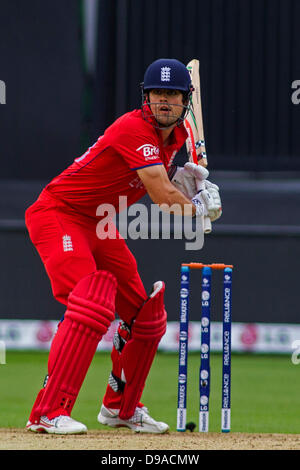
[
  {"x1": 119, "y1": 281, "x2": 167, "y2": 420},
  {"x1": 29, "y1": 270, "x2": 117, "y2": 423}
]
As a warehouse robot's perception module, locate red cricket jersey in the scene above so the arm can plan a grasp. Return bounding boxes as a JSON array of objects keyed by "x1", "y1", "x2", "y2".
[{"x1": 40, "y1": 109, "x2": 188, "y2": 219}]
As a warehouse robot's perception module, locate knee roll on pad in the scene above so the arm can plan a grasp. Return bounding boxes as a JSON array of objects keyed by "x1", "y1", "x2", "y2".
[
  {"x1": 29, "y1": 270, "x2": 117, "y2": 423},
  {"x1": 65, "y1": 269, "x2": 117, "y2": 334},
  {"x1": 131, "y1": 281, "x2": 167, "y2": 341}
]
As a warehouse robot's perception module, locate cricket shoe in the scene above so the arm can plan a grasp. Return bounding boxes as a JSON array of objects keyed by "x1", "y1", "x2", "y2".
[
  {"x1": 97, "y1": 404, "x2": 169, "y2": 434},
  {"x1": 26, "y1": 415, "x2": 87, "y2": 434}
]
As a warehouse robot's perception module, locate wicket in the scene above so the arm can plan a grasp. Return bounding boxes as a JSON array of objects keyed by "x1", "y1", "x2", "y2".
[{"x1": 177, "y1": 262, "x2": 233, "y2": 433}]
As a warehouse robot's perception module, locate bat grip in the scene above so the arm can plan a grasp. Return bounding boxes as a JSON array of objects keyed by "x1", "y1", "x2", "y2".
[{"x1": 196, "y1": 180, "x2": 212, "y2": 234}]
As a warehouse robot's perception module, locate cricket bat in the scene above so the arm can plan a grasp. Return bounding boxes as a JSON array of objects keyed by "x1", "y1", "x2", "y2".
[{"x1": 184, "y1": 59, "x2": 212, "y2": 234}]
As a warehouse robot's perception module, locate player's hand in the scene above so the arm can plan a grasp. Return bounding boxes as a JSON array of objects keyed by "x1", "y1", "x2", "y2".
[
  {"x1": 172, "y1": 162, "x2": 222, "y2": 221},
  {"x1": 203, "y1": 181, "x2": 222, "y2": 221},
  {"x1": 192, "y1": 185, "x2": 222, "y2": 221},
  {"x1": 185, "y1": 162, "x2": 222, "y2": 221},
  {"x1": 183, "y1": 162, "x2": 209, "y2": 181},
  {"x1": 171, "y1": 162, "x2": 209, "y2": 199}
]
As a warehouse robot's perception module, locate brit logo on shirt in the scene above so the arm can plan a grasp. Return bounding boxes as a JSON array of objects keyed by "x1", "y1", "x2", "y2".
[
  {"x1": 136, "y1": 144, "x2": 160, "y2": 160},
  {"x1": 161, "y1": 66, "x2": 171, "y2": 82}
]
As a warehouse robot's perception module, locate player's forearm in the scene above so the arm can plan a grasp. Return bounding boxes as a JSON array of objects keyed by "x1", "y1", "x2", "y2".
[
  {"x1": 147, "y1": 183, "x2": 196, "y2": 216},
  {"x1": 136, "y1": 165, "x2": 196, "y2": 216}
]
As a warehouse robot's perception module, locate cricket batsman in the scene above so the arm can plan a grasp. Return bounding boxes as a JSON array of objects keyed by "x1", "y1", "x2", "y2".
[{"x1": 25, "y1": 58, "x2": 222, "y2": 434}]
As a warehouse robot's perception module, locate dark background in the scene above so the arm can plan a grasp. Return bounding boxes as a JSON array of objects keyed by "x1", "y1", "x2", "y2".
[{"x1": 0, "y1": 0, "x2": 300, "y2": 323}]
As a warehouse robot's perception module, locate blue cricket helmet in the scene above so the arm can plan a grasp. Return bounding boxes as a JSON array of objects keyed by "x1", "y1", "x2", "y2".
[{"x1": 142, "y1": 58, "x2": 192, "y2": 93}]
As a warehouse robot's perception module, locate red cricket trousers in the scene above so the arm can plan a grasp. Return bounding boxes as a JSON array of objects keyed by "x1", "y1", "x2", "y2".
[{"x1": 25, "y1": 192, "x2": 148, "y2": 327}]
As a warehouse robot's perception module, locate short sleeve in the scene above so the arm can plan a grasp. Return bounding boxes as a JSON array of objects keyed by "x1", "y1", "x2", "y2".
[{"x1": 111, "y1": 119, "x2": 163, "y2": 170}]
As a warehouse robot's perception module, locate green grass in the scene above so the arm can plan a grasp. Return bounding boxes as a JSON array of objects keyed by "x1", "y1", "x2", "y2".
[{"x1": 1, "y1": 351, "x2": 300, "y2": 433}]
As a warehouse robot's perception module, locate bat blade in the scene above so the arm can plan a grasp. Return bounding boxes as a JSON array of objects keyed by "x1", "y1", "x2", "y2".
[
  {"x1": 184, "y1": 59, "x2": 212, "y2": 234},
  {"x1": 185, "y1": 59, "x2": 207, "y2": 168}
]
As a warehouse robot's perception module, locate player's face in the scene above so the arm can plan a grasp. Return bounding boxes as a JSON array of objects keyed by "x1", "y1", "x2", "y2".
[{"x1": 148, "y1": 89, "x2": 185, "y2": 127}]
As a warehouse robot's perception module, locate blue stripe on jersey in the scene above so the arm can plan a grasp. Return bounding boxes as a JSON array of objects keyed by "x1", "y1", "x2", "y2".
[{"x1": 131, "y1": 163, "x2": 163, "y2": 171}]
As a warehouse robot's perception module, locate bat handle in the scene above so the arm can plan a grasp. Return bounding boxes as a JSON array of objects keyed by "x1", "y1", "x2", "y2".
[
  {"x1": 196, "y1": 180, "x2": 212, "y2": 234},
  {"x1": 204, "y1": 216, "x2": 212, "y2": 234}
]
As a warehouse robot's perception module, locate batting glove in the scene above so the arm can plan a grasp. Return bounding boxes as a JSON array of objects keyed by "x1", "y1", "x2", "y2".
[
  {"x1": 192, "y1": 185, "x2": 222, "y2": 221},
  {"x1": 171, "y1": 162, "x2": 209, "y2": 199},
  {"x1": 203, "y1": 180, "x2": 222, "y2": 221}
]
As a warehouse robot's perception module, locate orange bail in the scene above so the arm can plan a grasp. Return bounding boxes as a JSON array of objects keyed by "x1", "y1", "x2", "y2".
[{"x1": 182, "y1": 263, "x2": 233, "y2": 270}]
